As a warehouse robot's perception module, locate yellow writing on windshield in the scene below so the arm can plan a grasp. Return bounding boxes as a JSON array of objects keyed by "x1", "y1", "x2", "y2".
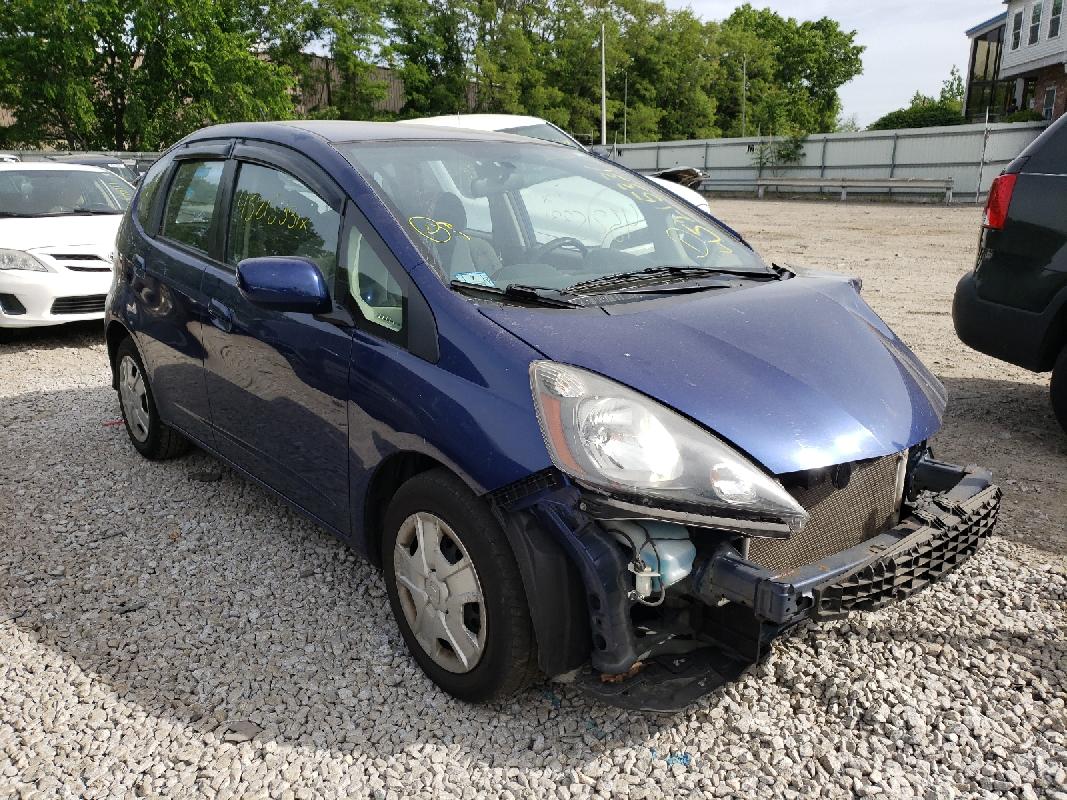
[
  {"x1": 667, "y1": 214, "x2": 733, "y2": 259},
  {"x1": 408, "y1": 216, "x2": 472, "y2": 244}
]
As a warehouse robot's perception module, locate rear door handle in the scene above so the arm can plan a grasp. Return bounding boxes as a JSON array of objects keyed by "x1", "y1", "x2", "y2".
[{"x1": 208, "y1": 301, "x2": 234, "y2": 332}]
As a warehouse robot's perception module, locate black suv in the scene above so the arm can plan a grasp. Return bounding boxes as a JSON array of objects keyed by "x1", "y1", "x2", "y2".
[{"x1": 953, "y1": 115, "x2": 1067, "y2": 432}]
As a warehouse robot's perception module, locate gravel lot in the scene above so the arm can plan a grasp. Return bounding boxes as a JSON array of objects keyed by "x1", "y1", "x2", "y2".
[{"x1": 1, "y1": 198, "x2": 1065, "y2": 800}]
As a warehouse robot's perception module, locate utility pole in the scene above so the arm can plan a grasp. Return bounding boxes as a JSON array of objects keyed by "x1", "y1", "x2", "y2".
[
  {"x1": 600, "y1": 22, "x2": 608, "y2": 146},
  {"x1": 623, "y1": 73, "x2": 628, "y2": 144},
  {"x1": 741, "y1": 54, "x2": 748, "y2": 137}
]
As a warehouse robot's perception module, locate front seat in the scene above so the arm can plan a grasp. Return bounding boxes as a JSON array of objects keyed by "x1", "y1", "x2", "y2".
[{"x1": 428, "y1": 193, "x2": 501, "y2": 278}]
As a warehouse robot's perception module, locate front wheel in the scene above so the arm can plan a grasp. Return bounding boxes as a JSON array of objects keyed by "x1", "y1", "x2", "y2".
[
  {"x1": 1052, "y1": 345, "x2": 1067, "y2": 434},
  {"x1": 114, "y1": 337, "x2": 189, "y2": 460},
  {"x1": 382, "y1": 469, "x2": 538, "y2": 703}
]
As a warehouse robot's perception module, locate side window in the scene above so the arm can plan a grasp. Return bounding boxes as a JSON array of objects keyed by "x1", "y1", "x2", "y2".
[
  {"x1": 135, "y1": 156, "x2": 171, "y2": 230},
  {"x1": 344, "y1": 223, "x2": 405, "y2": 334},
  {"x1": 160, "y1": 160, "x2": 224, "y2": 252},
  {"x1": 227, "y1": 163, "x2": 340, "y2": 284}
]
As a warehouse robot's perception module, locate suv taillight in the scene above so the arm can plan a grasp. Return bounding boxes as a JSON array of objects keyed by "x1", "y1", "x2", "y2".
[{"x1": 983, "y1": 174, "x2": 1017, "y2": 230}]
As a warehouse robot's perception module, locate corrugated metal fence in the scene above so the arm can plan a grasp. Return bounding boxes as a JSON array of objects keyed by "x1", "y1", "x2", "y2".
[{"x1": 615, "y1": 121, "x2": 1049, "y2": 202}]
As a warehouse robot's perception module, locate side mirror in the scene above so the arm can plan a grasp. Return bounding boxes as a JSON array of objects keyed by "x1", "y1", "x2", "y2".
[
  {"x1": 236, "y1": 257, "x2": 331, "y2": 314},
  {"x1": 589, "y1": 145, "x2": 614, "y2": 160}
]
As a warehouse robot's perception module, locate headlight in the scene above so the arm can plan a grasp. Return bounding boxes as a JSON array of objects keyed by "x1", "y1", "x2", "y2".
[
  {"x1": 0, "y1": 249, "x2": 48, "y2": 271},
  {"x1": 530, "y1": 361, "x2": 808, "y2": 533}
]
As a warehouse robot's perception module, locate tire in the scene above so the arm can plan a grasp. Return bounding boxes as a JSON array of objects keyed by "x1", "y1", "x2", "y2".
[
  {"x1": 114, "y1": 337, "x2": 190, "y2": 460},
  {"x1": 382, "y1": 468, "x2": 538, "y2": 703},
  {"x1": 1053, "y1": 345, "x2": 1067, "y2": 434}
]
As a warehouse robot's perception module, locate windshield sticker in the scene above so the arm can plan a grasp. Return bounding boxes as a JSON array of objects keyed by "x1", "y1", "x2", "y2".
[
  {"x1": 408, "y1": 216, "x2": 472, "y2": 244},
  {"x1": 452, "y1": 271, "x2": 496, "y2": 288}
]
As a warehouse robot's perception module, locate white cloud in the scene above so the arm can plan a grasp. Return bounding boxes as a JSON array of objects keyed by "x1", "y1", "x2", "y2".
[{"x1": 666, "y1": 0, "x2": 984, "y2": 126}]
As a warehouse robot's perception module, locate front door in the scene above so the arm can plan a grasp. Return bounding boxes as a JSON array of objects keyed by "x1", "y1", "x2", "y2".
[{"x1": 200, "y1": 150, "x2": 352, "y2": 533}]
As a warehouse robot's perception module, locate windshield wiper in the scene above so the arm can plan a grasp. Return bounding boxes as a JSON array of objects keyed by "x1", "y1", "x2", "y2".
[
  {"x1": 565, "y1": 265, "x2": 776, "y2": 294},
  {"x1": 449, "y1": 280, "x2": 580, "y2": 308}
]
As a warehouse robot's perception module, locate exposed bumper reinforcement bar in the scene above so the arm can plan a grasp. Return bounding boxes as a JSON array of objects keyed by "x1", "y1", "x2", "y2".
[{"x1": 693, "y1": 459, "x2": 1001, "y2": 625}]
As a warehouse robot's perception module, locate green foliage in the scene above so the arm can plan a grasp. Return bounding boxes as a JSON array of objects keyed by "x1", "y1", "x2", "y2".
[
  {"x1": 0, "y1": 0, "x2": 866, "y2": 149},
  {"x1": 750, "y1": 132, "x2": 807, "y2": 175},
  {"x1": 868, "y1": 66, "x2": 967, "y2": 131},
  {"x1": 1002, "y1": 109, "x2": 1047, "y2": 123},
  {"x1": 713, "y1": 5, "x2": 864, "y2": 137},
  {"x1": 0, "y1": 0, "x2": 296, "y2": 150}
]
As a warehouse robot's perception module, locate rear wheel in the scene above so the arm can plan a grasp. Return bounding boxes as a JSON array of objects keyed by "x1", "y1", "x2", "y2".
[
  {"x1": 382, "y1": 469, "x2": 538, "y2": 703},
  {"x1": 1052, "y1": 345, "x2": 1067, "y2": 434},
  {"x1": 115, "y1": 337, "x2": 189, "y2": 459}
]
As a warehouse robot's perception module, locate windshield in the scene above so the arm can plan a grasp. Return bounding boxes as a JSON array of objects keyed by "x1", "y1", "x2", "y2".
[
  {"x1": 337, "y1": 140, "x2": 767, "y2": 292},
  {"x1": 500, "y1": 123, "x2": 583, "y2": 150},
  {"x1": 0, "y1": 169, "x2": 131, "y2": 216}
]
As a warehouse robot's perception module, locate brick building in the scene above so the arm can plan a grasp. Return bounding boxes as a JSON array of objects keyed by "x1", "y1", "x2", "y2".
[{"x1": 967, "y1": 1, "x2": 1067, "y2": 122}]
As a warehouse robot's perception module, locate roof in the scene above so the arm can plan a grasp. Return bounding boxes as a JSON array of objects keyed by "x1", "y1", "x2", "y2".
[
  {"x1": 966, "y1": 12, "x2": 1007, "y2": 37},
  {"x1": 399, "y1": 114, "x2": 550, "y2": 130},
  {"x1": 184, "y1": 120, "x2": 540, "y2": 146},
  {"x1": 0, "y1": 161, "x2": 111, "y2": 173}
]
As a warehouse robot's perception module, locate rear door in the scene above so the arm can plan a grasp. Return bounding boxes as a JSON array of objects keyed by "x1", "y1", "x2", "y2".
[
  {"x1": 200, "y1": 143, "x2": 353, "y2": 533},
  {"x1": 134, "y1": 142, "x2": 231, "y2": 445}
]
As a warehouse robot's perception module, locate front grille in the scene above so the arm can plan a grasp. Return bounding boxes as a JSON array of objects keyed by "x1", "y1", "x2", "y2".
[
  {"x1": 0, "y1": 293, "x2": 26, "y2": 314},
  {"x1": 51, "y1": 295, "x2": 107, "y2": 315},
  {"x1": 65, "y1": 265, "x2": 112, "y2": 272},
  {"x1": 748, "y1": 453, "x2": 903, "y2": 575},
  {"x1": 814, "y1": 485, "x2": 1000, "y2": 617}
]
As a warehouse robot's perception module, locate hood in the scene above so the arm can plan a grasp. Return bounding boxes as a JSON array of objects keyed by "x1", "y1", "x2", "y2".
[
  {"x1": 0, "y1": 215, "x2": 123, "y2": 255},
  {"x1": 480, "y1": 275, "x2": 946, "y2": 475}
]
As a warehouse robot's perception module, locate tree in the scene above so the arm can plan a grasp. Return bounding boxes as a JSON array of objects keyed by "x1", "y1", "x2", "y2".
[
  {"x1": 868, "y1": 65, "x2": 966, "y2": 130},
  {"x1": 713, "y1": 5, "x2": 864, "y2": 137},
  {"x1": 0, "y1": 0, "x2": 296, "y2": 150}
]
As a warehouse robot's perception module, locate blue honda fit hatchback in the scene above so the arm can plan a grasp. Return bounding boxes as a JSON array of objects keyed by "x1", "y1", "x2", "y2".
[{"x1": 105, "y1": 121, "x2": 1000, "y2": 711}]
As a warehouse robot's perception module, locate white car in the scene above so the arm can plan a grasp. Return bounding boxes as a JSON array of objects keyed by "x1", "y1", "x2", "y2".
[
  {"x1": 0, "y1": 162, "x2": 132, "y2": 328},
  {"x1": 399, "y1": 113, "x2": 712, "y2": 213}
]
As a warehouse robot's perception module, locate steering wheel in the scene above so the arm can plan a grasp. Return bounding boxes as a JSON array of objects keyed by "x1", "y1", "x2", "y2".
[{"x1": 529, "y1": 236, "x2": 589, "y2": 261}]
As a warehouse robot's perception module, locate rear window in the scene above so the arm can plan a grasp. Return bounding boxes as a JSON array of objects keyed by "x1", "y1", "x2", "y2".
[
  {"x1": 1010, "y1": 115, "x2": 1067, "y2": 174},
  {"x1": 500, "y1": 123, "x2": 583, "y2": 150}
]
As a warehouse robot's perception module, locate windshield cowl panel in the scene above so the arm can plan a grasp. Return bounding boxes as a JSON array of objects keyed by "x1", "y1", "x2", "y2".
[{"x1": 336, "y1": 139, "x2": 768, "y2": 301}]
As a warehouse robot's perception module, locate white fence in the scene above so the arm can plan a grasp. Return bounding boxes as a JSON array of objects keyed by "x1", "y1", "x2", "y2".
[{"x1": 615, "y1": 122, "x2": 1050, "y2": 202}]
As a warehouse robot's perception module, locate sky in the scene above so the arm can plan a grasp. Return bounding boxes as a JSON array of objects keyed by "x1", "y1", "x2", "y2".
[{"x1": 669, "y1": 0, "x2": 987, "y2": 126}]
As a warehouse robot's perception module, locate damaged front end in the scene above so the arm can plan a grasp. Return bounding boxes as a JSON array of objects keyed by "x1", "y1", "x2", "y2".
[{"x1": 491, "y1": 450, "x2": 1000, "y2": 713}]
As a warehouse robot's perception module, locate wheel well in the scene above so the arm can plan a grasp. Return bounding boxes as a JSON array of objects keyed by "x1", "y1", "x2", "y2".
[
  {"x1": 105, "y1": 322, "x2": 131, "y2": 389},
  {"x1": 363, "y1": 451, "x2": 448, "y2": 566}
]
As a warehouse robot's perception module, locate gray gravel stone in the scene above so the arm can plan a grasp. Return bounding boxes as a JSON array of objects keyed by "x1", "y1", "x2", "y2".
[{"x1": 1, "y1": 200, "x2": 1065, "y2": 799}]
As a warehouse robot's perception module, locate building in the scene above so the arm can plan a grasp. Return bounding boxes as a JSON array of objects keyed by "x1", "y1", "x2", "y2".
[
  {"x1": 965, "y1": 13, "x2": 1013, "y2": 121},
  {"x1": 966, "y1": 1, "x2": 1067, "y2": 122},
  {"x1": 1000, "y1": 0, "x2": 1067, "y2": 119}
]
